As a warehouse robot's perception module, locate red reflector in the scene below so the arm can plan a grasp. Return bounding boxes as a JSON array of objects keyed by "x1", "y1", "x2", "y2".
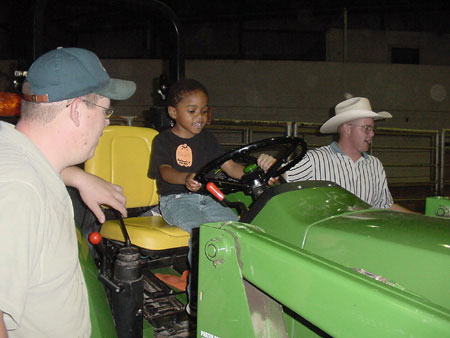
[{"x1": 0, "y1": 92, "x2": 21, "y2": 117}]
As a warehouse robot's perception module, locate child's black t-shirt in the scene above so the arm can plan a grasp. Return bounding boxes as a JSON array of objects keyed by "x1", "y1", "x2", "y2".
[{"x1": 149, "y1": 129, "x2": 224, "y2": 196}]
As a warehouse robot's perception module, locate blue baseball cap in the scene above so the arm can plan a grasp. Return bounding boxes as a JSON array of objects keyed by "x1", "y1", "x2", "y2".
[{"x1": 23, "y1": 47, "x2": 136, "y2": 102}]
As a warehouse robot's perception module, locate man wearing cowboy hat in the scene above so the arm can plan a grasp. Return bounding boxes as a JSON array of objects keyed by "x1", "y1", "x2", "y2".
[{"x1": 259, "y1": 97, "x2": 410, "y2": 212}]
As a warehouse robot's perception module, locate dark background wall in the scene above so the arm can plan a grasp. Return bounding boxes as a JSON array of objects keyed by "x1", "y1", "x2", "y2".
[
  {"x1": 1, "y1": 0, "x2": 449, "y2": 210},
  {"x1": 0, "y1": 0, "x2": 449, "y2": 130}
]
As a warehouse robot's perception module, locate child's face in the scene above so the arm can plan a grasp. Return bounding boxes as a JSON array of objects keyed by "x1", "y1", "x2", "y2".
[{"x1": 169, "y1": 89, "x2": 209, "y2": 138}]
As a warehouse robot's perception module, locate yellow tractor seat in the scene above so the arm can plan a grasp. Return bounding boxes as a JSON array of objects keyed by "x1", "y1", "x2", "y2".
[
  {"x1": 100, "y1": 216, "x2": 189, "y2": 250},
  {"x1": 84, "y1": 125, "x2": 190, "y2": 252}
]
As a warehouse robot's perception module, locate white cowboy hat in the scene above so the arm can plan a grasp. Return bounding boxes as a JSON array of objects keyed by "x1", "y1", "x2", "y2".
[{"x1": 320, "y1": 97, "x2": 392, "y2": 134}]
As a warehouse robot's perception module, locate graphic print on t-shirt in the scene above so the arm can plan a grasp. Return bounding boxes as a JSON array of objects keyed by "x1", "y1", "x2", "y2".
[{"x1": 176, "y1": 144, "x2": 193, "y2": 167}]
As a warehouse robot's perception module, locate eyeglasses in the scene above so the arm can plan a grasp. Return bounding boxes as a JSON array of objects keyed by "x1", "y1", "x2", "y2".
[
  {"x1": 349, "y1": 124, "x2": 375, "y2": 134},
  {"x1": 80, "y1": 99, "x2": 114, "y2": 119},
  {"x1": 66, "y1": 99, "x2": 114, "y2": 119}
]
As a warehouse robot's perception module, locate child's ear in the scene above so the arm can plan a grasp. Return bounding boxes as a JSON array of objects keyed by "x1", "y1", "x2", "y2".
[{"x1": 167, "y1": 106, "x2": 177, "y2": 120}]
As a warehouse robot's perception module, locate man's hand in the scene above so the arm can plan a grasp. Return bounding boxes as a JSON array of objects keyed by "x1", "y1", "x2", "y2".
[
  {"x1": 78, "y1": 175, "x2": 127, "y2": 223},
  {"x1": 185, "y1": 173, "x2": 202, "y2": 192},
  {"x1": 257, "y1": 153, "x2": 280, "y2": 186},
  {"x1": 257, "y1": 154, "x2": 276, "y2": 172},
  {"x1": 61, "y1": 166, "x2": 127, "y2": 223}
]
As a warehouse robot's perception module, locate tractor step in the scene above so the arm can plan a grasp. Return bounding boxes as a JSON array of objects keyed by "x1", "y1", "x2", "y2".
[
  {"x1": 143, "y1": 293, "x2": 185, "y2": 318},
  {"x1": 142, "y1": 270, "x2": 196, "y2": 337},
  {"x1": 149, "y1": 310, "x2": 195, "y2": 337},
  {"x1": 151, "y1": 313, "x2": 196, "y2": 338}
]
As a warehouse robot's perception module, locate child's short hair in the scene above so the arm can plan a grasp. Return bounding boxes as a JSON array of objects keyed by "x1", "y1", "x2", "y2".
[{"x1": 167, "y1": 78, "x2": 208, "y2": 107}]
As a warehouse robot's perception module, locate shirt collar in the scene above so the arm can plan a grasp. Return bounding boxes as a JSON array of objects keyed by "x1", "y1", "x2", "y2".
[{"x1": 330, "y1": 141, "x2": 369, "y2": 159}]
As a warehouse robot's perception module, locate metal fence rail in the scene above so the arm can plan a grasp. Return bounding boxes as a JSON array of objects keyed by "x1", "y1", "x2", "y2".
[
  {"x1": 440, "y1": 129, "x2": 450, "y2": 195},
  {"x1": 293, "y1": 122, "x2": 440, "y2": 196},
  {"x1": 205, "y1": 118, "x2": 292, "y2": 150},
  {"x1": 207, "y1": 119, "x2": 442, "y2": 209},
  {"x1": 111, "y1": 116, "x2": 447, "y2": 209}
]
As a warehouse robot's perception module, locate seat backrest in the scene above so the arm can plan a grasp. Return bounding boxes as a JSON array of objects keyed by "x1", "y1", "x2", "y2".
[{"x1": 85, "y1": 125, "x2": 159, "y2": 208}]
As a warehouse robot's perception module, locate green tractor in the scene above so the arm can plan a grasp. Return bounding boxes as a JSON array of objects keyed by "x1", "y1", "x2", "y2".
[{"x1": 76, "y1": 125, "x2": 450, "y2": 338}]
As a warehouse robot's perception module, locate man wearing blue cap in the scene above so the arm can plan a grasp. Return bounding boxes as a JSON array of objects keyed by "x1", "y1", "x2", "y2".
[{"x1": 0, "y1": 47, "x2": 136, "y2": 338}]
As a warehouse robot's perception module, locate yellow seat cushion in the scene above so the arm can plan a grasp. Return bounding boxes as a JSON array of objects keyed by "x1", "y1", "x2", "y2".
[{"x1": 100, "y1": 215, "x2": 190, "y2": 251}]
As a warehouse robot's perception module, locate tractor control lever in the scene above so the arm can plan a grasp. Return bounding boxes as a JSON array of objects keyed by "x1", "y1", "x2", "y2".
[
  {"x1": 115, "y1": 210, "x2": 132, "y2": 247},
  {"x1": 89, "y1": 211, "x2": 132, "y2": 248},
  {"x1": 206, "y1": 182, "x2": 248, "y2": 217}
]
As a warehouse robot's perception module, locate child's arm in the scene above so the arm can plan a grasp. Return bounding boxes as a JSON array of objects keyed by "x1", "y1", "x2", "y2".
[
  {"x1": 221, "y1": 160, "x2": 245, "y2": 180},
  {"x1": 159, "y1": 164, "x2": 202, "y2": 192},
  {"x1": 222, "y1": 159, "x2": 279, "y2": 186}
]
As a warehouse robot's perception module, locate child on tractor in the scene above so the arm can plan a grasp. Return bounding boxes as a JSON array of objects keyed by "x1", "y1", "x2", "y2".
[{"x1": 149, "y1": 78, "x2": 245, "y2": 315}]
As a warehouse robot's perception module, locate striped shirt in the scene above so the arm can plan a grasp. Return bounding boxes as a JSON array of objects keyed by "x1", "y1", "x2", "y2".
[{"x1": 286, "y1": 142, "x2": 393, "y2": 208}]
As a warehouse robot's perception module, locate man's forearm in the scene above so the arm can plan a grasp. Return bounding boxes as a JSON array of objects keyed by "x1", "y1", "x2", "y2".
[
  {"x1": 60, "y1": 166, "x2": 84, "y2": 187},
  {"x1": 390, "y1": 203, "x2": 416, "y2": 214}
]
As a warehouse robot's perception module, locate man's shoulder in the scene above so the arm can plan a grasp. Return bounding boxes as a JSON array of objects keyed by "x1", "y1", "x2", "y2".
[
  {"x1": 0, "y1": 143, "x2": 35, "y2": 176},
  {"x1": 0, "y1": 158, "x2": 44, "y2": 192},
  {"x1": 0, "y1": 139, "x2": 57, "y2": 196},
  {"x1": 0, "y1": 122, "x2": 47, "y2": 167},
  {"x1": 307, "y1": 144, "x2": 334, "y2": 156},
  {"x1": 0, "y1": 171, "x2": 44, "y2": 209},
  {"x1": 311, "y1": 144, "x2": 333, "y2": 151}
]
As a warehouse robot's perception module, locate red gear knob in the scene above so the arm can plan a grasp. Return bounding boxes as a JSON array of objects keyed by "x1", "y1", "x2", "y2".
[
  {"x1": 88, "y1": 231, "x2": 102, "y2": 245},
  {"x1": 206, "y1": 182, "x2": 225, "y2": 201}
]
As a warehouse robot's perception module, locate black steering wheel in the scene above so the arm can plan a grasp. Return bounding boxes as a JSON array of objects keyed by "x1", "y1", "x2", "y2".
[{"x1": 194, "y1": 136, "x2": 307, "y2": 199}]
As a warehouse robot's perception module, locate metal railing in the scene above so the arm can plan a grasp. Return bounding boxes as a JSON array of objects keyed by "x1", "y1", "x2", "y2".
[
  {"x1": 207, "y1": 119, "x2": 442, "y2": 208},
  {"x1": 110, "y1": 116, "x2": 448, "y2": 205},
  {"x1": 205, "y1": 118, "x2": 292, "y2": 150},
  {"x1": 440, "y1": 129, "x2": 450, "y2": 195},
  {"x1": 293, "y1": 122, "x2": 440, "y2": 206}
]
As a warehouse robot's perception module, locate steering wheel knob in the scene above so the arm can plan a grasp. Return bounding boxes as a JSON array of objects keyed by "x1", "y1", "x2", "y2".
[{"x1": 244, "y1": 163, "x2": 258, "y2": 173}]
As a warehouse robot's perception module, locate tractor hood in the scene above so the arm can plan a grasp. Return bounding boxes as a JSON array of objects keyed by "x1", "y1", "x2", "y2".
[
  {"x1": 303, "y1": 209, "x2": 450, "y2": 311},
  {"x1": 248, "y1": 181, "x2": 450, "y2": 311}
]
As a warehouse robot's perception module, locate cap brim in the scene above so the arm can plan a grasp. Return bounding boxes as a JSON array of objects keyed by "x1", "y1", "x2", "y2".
[
  {"x1": 95, "y1": 78, "x2": 136, "y2": 100},
  {"x1": 320, "y1": 109, "x2": 392, "y2": 134}
]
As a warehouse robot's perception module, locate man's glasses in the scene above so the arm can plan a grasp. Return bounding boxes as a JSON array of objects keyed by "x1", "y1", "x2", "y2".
[
  {"x1": 349, "y1": 124, "x2": 375, "y2": 134},
  {"x1": 66, "y1": 99, "x2": 114, "y2": 118}
]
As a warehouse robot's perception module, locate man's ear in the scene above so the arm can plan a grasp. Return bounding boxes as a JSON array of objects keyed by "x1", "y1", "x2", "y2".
[
  {"x1": 338, "y1": 123, "x2": 350, "y2": 137},
  {"x1": 167, "y1": 106, "x2": 177, "y2": 120},
  {"x1": 68, "y1": 99, "x2": 81, "y2": 127}
]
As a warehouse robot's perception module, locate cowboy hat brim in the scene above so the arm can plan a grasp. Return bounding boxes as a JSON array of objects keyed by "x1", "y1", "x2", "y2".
[{"x1": 320, "y1": 109, "x2": 392, "y2": 134}]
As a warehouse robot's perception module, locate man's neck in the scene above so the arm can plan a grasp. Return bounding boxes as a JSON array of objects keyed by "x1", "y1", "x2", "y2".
[
  {"x1": 336, "y1": 140, "x2": 362, "y2": 162},
  {"x1": 16, "y1": 119, "x2": 68, "y2": 173}
]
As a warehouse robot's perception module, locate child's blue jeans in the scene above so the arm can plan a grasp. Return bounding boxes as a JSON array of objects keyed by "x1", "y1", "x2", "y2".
[{"x1": 159, "y1": 193, "x2": 239, "y2": 306}]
